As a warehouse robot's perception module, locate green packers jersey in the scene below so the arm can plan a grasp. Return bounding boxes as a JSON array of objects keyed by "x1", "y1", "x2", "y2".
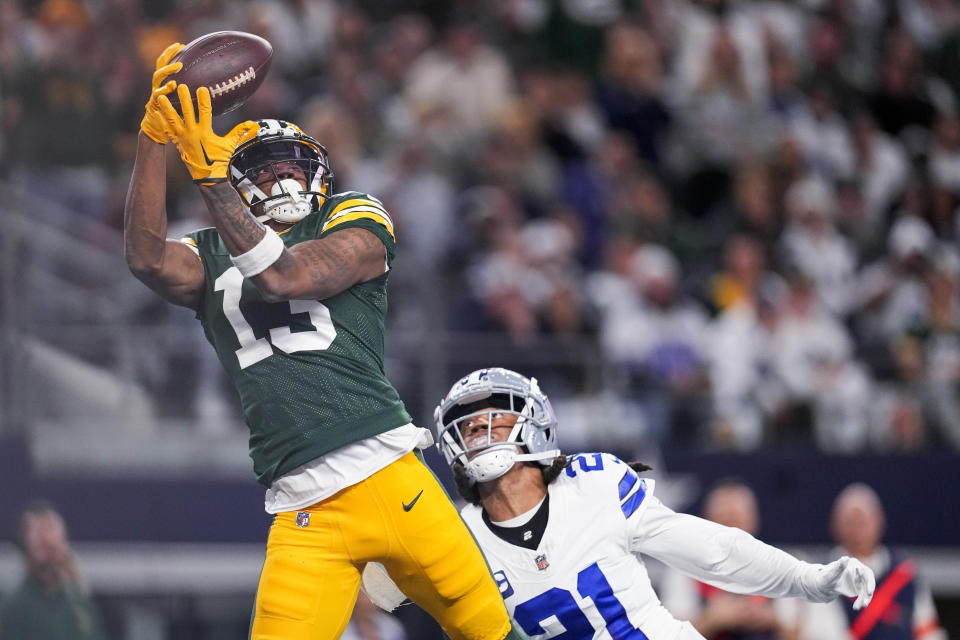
[{"x1": 180, "y1": 191, "x2": 412, "y2": 486}]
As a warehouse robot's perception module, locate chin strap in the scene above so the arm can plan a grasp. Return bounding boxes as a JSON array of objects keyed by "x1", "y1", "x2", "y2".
[
  {"x1": 513, "y1": 449, "x2": 561, "y2": 463},
  {"x1": 465, "y1": 447, "x2": 562, "y2": 484}
]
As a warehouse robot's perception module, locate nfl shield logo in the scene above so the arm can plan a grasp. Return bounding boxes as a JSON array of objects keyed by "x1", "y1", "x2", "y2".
[
  {"x1": 535, "y1": 554, "x2": 549, "y2": 571},
  {"x1": 296, "y1": 511, "x2": 311, "y2": 528}
]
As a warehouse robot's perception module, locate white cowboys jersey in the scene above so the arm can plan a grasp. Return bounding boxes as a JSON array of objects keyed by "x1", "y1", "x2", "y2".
[
  {"x1": 461, "y1": 452, "x2": 698, "y2": 640},
  {"x1": 462, "y1": 453, "x2": 858, "y2": 639}
]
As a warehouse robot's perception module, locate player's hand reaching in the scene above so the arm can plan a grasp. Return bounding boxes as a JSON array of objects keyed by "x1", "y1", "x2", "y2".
[
  {"x1": 801, "y1": 556, "x2": 876, "y2": 609},
  {"x1": 156, "y1": 84, "x2": 258, "y2": 185},
  {"x1": 141, "y1": 42, "x2": 185, "y2": 143}
]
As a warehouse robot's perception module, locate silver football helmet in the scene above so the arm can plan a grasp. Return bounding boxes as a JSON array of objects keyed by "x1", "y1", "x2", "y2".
[{"x1": 434, "y1": 368, "x2": 560, "y2": 484}]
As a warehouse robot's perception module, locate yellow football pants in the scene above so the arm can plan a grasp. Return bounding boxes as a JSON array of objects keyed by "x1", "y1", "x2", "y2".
[{"x1": 249, "y1": 451, "x2": 513, "y2": 640}]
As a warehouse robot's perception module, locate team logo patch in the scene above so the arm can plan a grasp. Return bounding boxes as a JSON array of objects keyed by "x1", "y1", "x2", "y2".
[
  {"x1": 535, "y1": 554, "x2": 549, "y2": 571},
  {"x1": 295, "y1": 511, "x2": 311, "y2": 528}
]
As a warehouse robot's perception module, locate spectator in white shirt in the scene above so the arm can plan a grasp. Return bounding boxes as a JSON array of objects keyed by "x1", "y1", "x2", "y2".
[
  {"x1": 599, "y1": 244, "x2": 711, "y2": 443},
  {"x1": 779, "y1": 175, "x2": 858, "y2": 315},
  {"x1": 770, "y1": 271, "x2": 873, "y2": 450}
]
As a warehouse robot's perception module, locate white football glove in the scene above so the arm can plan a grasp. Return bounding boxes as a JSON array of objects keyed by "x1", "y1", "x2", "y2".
[{"x1": 800, "y1": 556, "x2": 876, "y2": 609}]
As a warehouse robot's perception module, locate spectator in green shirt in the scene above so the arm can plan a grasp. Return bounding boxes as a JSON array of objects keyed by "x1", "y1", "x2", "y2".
[{"x1": 0, "y1": 501, "x2": 105, "y2": 640}]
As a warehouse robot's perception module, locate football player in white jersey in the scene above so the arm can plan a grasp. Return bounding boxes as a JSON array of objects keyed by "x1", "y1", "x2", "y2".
[{"x1": 433, "y1": 368, "x2": 877, "y2": 640}]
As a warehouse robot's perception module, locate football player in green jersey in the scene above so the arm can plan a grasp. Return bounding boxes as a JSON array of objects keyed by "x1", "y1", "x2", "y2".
[{"x1": 123, "y1": 44, "x2": 520, "y2": 640}]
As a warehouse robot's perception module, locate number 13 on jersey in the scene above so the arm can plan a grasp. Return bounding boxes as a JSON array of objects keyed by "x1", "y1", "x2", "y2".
[{"x1": 214, "y1": 266, "x2": 337, "y2": 369}]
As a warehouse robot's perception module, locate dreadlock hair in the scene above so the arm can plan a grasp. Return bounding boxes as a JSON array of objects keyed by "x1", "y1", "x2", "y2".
[
  {"x1": 453, "y1": 455, "x2": 653, "y2": 506},
  {"x1": 627, "y1": 461, "x2": 653, "y2": 474}
]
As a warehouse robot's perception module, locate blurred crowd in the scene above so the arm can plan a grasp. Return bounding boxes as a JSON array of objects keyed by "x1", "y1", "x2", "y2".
[{"x1": 5, "y1": 0, "x2": 960, "y2": 454}]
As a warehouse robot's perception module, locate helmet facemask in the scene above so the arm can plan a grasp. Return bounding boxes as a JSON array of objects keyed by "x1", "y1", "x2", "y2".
[
  {"x1": 434, "y1": 369, "x2": 560, "y2": 485},
  {"x1": 229, "y1": 121, "x2": 334, "y2": 224}
]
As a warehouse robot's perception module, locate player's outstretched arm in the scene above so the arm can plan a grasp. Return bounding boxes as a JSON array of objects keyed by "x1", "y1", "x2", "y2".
[
  {"x1": 124, "y1": 45, "x2": 204, "y2": 309},
  {"x1": 198, "y1": 182, "x2": 386, "y2": 302},
  {"x1": 124, "y1": 133, "x2": 205, "y2": 309},
  {"x1": 634, "y1": 500, "x2": 875, "y2": 608}
]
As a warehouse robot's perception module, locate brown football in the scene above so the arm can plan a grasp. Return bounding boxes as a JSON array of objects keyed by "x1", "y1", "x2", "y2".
[{"x1": 166, "y1": 31, "x2": 272, "y2": 116}]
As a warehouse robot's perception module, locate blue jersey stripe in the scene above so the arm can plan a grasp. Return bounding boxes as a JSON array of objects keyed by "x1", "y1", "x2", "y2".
[
  {"x1": 621, "y1": 482, "x2": 646, "y2": 518},
  {"x1": 618, "y1": 471, "x2": 638, "y2": 501}
]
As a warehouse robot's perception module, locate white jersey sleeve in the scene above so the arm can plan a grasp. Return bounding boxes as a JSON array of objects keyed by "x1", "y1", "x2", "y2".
[
  {"x1": 628, "y1": 498, "x2": 816, "y2": 599},
  {"x1": 564, "y1": 452, "x2": 657, "y2": 524}
]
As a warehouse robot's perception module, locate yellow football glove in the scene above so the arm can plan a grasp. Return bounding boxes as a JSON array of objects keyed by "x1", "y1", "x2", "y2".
[
  {"x1": 156, "y1": 84, "x2": 259, "y2": 185},
  {"x1": 140, "y1": 42, "x2": 185, "y2": 143}
]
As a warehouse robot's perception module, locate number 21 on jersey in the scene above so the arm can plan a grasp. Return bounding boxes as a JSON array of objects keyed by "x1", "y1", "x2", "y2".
[
  {"x1": 214, "y1": 267, "x2": 337, "y2": 369},
  {"x1": 512, "y1": 561, "x2": 649, "y2": 639}
]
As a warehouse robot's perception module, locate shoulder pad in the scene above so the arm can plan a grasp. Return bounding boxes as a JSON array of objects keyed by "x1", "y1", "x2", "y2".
[
  {"x1": 178, "y1": 236, "x2": 200, "y2": 257},
  {"x1": 177, "y1": 227, "x2": 219, "y2": 257},
  {"x1": 321, "y1": 192, "x2": 394, "y2": 240},
  {"x1": 562, "y1": 452, "x2": 622, "y2": 480},
  {"x1": 562, "y1": 452, "x2": 653, "y2": 519}
]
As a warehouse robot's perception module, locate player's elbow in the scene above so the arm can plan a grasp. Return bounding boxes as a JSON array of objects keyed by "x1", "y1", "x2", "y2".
[
  {"x1": 251, "y1": 272, "x2": 300, "y2": 303},
  {"x1": 125, "y1": 250, "x2": 164, "y2": 282},
  {"x1": 255, "y1": 281, "x2": 336, "y2": 302},
  {"x1": 698, "y1": 527, "x2": 743, "y2": 574},
  {"x1": 699, "y1": 544, "x2": 731, "y2": 574},
  {"x1": 257, "y1": 286, "x2": 288, "y2": 304},
  {"x1": 252, "y1": 268, "x2": 343, "y2": 302}
]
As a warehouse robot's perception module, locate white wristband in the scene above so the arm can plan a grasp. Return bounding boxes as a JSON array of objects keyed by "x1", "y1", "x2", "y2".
[{"x1": 230, "y1": 227, "x2": 285, "y2": 277}]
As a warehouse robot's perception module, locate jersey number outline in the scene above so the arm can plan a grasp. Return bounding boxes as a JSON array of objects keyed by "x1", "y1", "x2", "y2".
[
  {"x1": 512, "y1": 561, "x2": 649, "y2": 639},
  {"x1": 214, "y1": 267, "x2": 337, "y2": 369},
  {"x1": 565, "y1": 453, "x2": 605, "y2": 478}
]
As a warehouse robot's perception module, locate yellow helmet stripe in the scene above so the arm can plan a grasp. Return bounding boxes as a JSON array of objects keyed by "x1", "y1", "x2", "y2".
[{"x1": 322, "y1": 211, "x2": 396, "y2": 240}]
